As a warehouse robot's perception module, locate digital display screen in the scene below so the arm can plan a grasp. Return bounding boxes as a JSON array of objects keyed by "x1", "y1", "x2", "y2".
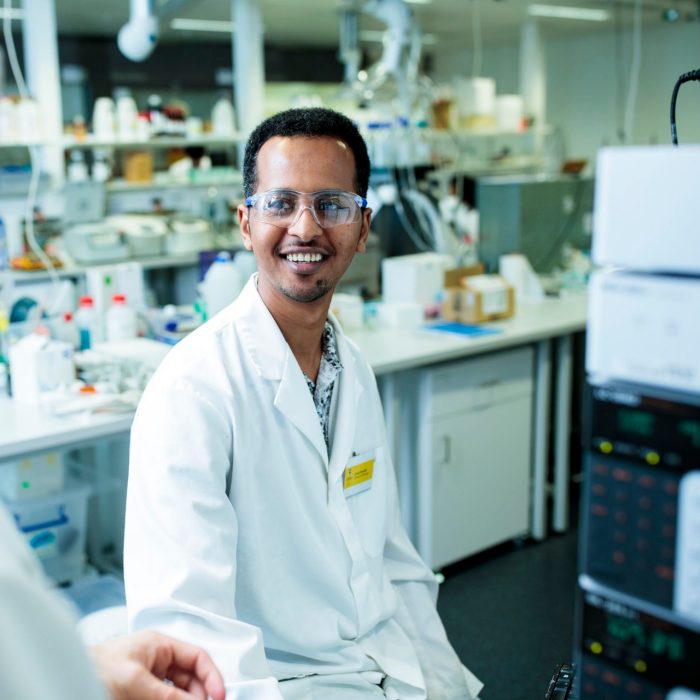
[
  {"x1": 582, "y1": 595, "x2": 700, "y2": 690},
  {"x1": 606, "y1": 615, "x2": 686, "y2": 663},
  {"x1": 590, "y1": 386, "x2": 700, "y2": 470},
  {"x1": 678, "y1": 419, "x2": 700, "y2": 449},
  {"x1": 618, "y1": 408, "x2": 655, "y2": 438}
]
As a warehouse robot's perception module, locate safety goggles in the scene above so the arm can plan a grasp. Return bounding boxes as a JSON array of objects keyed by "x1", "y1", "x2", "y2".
[{"x1": 245, "y1": 189, "x2": 367, "y2": 229}]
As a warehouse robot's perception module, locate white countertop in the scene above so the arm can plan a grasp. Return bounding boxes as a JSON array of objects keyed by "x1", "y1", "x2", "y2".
[
  {"x1": 352, "y1": 293, "x2": 588, "y2": 375},
  {"x1": 0, "y1": 400, "x2": 134, "y2": 461},
  {"x1": 0, "y1": 292, "x2": 588, "y2": 461}
]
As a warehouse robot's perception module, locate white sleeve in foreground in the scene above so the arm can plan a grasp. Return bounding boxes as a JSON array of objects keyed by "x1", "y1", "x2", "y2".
[{"x1": 0, "y1": 507, "x2": 108, "y2": 700}]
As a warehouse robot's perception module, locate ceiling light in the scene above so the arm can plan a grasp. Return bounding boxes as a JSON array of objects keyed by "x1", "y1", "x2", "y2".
[
  {"x1": 0, "y1": 7, "x2": 23, "y2": 20},
  {"x1": 170, "y1": 18, "x2": 235, "y2": 32},
  {"x1": 527, "y1": 4, "x2": 610, "y2": 20},
  {"x1": 404, "y1": 0, "x2": 434, "y2": 4}
]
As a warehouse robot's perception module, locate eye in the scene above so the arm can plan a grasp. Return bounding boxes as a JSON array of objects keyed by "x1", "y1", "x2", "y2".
[
  {"x1": 316, "y1": 195, "x2": 347, "y2": 212},
  {"x1": 262, "y1": 194, "x2": 296, "y2": 215}
]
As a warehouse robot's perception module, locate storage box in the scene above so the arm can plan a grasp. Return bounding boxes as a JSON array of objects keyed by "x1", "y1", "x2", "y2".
[
  {"x1": 3, "y1": 483, "x2": 90, "y2": 583},
  {"x1": 0, "y1": 451, "x2": 65, "y2": 500},
  {"x1": 442, "y1": 265, "x2": 515, "y2": 323},
  {"x1": 382, "y1": 253, "x2": 455, "y2": 307},
  {"x1": 123, "y1": 151, "x2": 153, "y2": 183}
]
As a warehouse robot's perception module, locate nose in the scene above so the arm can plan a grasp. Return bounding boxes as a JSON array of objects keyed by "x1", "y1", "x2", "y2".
[{"x1": 287, "y1": 205, "x2": 323, "y2": 240}]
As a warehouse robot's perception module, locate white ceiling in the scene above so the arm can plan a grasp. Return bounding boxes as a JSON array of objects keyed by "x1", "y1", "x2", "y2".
[{"x1": 53, "y1": 0, "x2": 700, "y2": 49}]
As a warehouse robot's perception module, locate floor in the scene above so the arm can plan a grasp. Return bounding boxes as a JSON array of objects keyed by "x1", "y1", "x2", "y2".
[{"x1": 436, "y1": 528, "x2": 580, "y2": 700}]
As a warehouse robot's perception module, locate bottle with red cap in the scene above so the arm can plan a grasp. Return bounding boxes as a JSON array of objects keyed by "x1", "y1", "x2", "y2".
[
  {"x1": 75, "y1": 295, "x2": 100, "y2": 350},
  {"x1": 106, "y1": 293, "x2": 138, "y2": 341},
  {"x1": 55, "y1": 311, "x2": 80, "y2": 350}
]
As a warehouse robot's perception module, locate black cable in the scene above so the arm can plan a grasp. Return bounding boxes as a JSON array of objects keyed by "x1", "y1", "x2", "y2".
[{"x1": 670, "y1": 68, "x2": 700, "y2": 145}]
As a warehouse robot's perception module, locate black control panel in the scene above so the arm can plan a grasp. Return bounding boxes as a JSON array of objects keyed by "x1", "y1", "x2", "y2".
[
  {"x1": 581, "y1": 384, "x2": 699, "y2": 606},
  {"x1": 576, "y1": 587, "x2": 700, "y2": 697},
  {"x1": 576, "y1": 381, "x2": 700, "y2": 700}
]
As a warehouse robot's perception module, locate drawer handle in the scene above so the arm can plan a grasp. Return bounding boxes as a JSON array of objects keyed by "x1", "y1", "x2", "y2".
[{"x1": 14, "y1": 506, "x2": 69, "y2": 534}]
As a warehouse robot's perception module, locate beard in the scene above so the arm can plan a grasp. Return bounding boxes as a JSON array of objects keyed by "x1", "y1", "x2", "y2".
[{"x1": 278, "y1": 277, "x2": 333, "y2": 303}]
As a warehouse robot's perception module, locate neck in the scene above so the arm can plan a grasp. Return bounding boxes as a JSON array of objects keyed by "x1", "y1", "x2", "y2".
[{"x1": 257, "y1": 278, "x2": 331, "y2": 381}]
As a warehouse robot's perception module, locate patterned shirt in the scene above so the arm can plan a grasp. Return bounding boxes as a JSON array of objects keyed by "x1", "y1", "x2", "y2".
[{"x1": 303, "y1": 322, "x2": 343, "y2": 454}]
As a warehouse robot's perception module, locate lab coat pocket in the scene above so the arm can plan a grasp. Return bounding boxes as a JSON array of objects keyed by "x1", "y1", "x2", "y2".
[{"x1": 344, "y1": 447, "x2": 388, "y2": 558}]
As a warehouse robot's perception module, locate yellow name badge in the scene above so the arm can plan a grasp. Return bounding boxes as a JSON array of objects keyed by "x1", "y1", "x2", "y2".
[{"x1": 343, "y1": 453, "x2": 375, "y2": 497}]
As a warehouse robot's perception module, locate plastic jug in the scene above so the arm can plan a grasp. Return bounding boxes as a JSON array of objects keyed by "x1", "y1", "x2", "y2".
[
  {"x1": 106, "y1": 294, "x2": 138, "y2": 341},
  {"x1": 200, "y1": 252, "x2": 243, "y2": 319}
]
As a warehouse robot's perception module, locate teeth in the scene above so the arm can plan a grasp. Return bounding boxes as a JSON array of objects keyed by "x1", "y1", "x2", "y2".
[{"x1": 286, "y1": 253, "x2": 323, "y2": 263}]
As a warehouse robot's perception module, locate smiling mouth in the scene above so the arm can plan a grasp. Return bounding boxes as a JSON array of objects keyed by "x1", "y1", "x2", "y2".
[{"x1": 285, "y1": 252, "x2": 325, "y2": 263}]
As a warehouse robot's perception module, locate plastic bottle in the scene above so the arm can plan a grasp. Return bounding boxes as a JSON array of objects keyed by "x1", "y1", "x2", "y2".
[
  {"x1": 75, "y1": 295, "x2": 99, "y2": 350},
  {"x1": 147, "y1": 94, "x2": 166, "y2": 137},
  {"x1": 92, "y1": 149, "x2": 112, "y2": 182},
  {"x1": 67, "y1": 150, "x2": 89, "y2": 183},
  {"x1": 106, "y1": 294, "x2": 138, "y2": 341},
  {"x1": 0, "y1": 217, "x2": 8, "y2": 269},
  {"x1": 211, "y1": 95, "x2": 236, "y2": 137},
  {"x1": 200, "y1": 252, "x2": 243, "y2": 319},
  {"x1": 54, "y1": 311, "x2": 80, "y2": 350},
  {"x1": 0, "y1": 304, "x2": 10, "y2": 395}
]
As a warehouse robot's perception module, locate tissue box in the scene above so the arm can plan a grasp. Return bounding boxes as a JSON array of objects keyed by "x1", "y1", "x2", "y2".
[{"x1": 442, "y1": 266, "x2": 515, "y2": 323}]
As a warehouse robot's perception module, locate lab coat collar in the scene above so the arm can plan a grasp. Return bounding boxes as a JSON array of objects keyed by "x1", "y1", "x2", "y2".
[{"x1": 236, "y1": 277, "x2": 364, "y2": 469}]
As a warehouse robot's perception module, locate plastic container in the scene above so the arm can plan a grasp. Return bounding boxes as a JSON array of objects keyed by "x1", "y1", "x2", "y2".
[
  {"x1": 3, "y1": 482, "x2": 91, "y2": 583},
  {"x1": 0, "y1": 451, "x2": 65, "y2": 500},
  {"x1": 75, "y1": 295, "x2": 100, "y2": 350},
  {"x1": 106, "y1": 294, "x2": 138, "y2": 341},
  {"x1": 211, "y1": 96, "x2": 236, "y2": 137},
  {"x1": 0, "y1": 217, "x2": 9, "y2": 269},
  {"x1": 67, "y1": 150, "x2": 89, "y2": 183},
  {"x1": 54, "y1": 311, "x2": 80, "y2": 350},
  {"x1": 200, "y1": 252, "x2": 243, "y2": 319}
]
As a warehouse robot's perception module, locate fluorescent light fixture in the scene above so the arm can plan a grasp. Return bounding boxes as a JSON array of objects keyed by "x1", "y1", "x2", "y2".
[
  {"x1": 405, "y1": 0, "x2": 434, "y2": 4},
  {"x1": 528, "y1": 4, "x2": 610, "y2": 20},
  {"x1": 170, "y1": 18, "x2": 235, "y2": 32},
  {"x1": 0, "y1": 7, "x2": 23, "y2": 20},
  {"x1": 359, "y1": 29, "x2": 437, "y2": 43}
]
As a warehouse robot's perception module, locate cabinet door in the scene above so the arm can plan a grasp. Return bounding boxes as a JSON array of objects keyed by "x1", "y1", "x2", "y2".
[{"x1": 430, "y1": 395, "x2": 532, "y2": 569}]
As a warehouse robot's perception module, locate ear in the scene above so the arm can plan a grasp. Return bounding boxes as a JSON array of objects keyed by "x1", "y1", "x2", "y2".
[
  {"x1": 238, "y1": 204, "x2": 253, "y2": 251},
  {"x1": 356, "y1": 208, "x2": 372, "y2": 253}
]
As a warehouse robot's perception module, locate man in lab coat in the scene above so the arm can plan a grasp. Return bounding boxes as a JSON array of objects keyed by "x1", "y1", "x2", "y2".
[
  {"x1": 0, "y1": 505, "x2": 225, "y2": 700},
  {"x1": 125, "y1": 107, "x2": 482, "y2": 699}
]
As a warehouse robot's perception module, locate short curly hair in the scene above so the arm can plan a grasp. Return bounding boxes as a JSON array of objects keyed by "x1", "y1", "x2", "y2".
[{"x1": 242, "y1": 107, "x2": 370, "y2": 198}]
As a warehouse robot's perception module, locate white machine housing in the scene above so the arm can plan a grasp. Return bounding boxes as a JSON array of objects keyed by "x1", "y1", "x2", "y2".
[
  {"x1": 593, "y1": 146, "x2": 700, "y2": 273},
  {"x1": 587, "y1": 269, "x2": 700, "y2": 394}
]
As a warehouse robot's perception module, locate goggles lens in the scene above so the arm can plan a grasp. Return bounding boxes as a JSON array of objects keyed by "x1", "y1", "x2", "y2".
[{"x1": 246, "y1": 189, "x2": 367, "y2": 228}]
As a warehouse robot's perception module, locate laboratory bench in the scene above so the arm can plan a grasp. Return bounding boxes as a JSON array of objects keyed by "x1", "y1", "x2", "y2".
[{"x1": 0, "y1": 291, "x2": 588, "y2": 575}]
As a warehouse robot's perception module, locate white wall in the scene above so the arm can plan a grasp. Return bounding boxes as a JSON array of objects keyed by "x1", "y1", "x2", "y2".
[{"x1": 433, "y1": 23, "x2": 700, "y2": 164}]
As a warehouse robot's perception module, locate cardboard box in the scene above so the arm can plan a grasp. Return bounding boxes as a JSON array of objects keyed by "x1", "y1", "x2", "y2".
[
  {"x1": 442, "y1": 265, "x2": 515, "y2": 323},
  {"x1": 123, "y1": 151, "x2": 153, "y2": 183}
]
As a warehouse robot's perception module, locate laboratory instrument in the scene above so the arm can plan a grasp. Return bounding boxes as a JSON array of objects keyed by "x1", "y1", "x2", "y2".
[
  {"x1": 477, "y1": 174, "x2": 594, "y2": 273},
  {"x1": 576, "y1": 146, "x2": 700, "y2": 699}
]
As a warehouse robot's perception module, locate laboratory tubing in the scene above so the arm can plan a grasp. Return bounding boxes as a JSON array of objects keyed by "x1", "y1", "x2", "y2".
[
  {"x1": 75, "y1": 295, "x2": 99, "y2": 350},
  {"x1": 106, "y1": 294, "x2": 138, "y2": 341}
]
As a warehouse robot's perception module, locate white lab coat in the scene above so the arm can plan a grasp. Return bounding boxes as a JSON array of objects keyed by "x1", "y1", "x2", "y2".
[
  {"x1": 0, "y1": 506, "x2": 108, "y2": 700},
  {"x1": 125, "y1": 277, "x2": 483, "y2": 699}
]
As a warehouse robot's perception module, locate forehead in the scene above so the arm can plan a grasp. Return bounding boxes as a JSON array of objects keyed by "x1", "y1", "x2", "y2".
[{"x1": 255, "y1": 136, "x2": 357, "y2": 192}]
